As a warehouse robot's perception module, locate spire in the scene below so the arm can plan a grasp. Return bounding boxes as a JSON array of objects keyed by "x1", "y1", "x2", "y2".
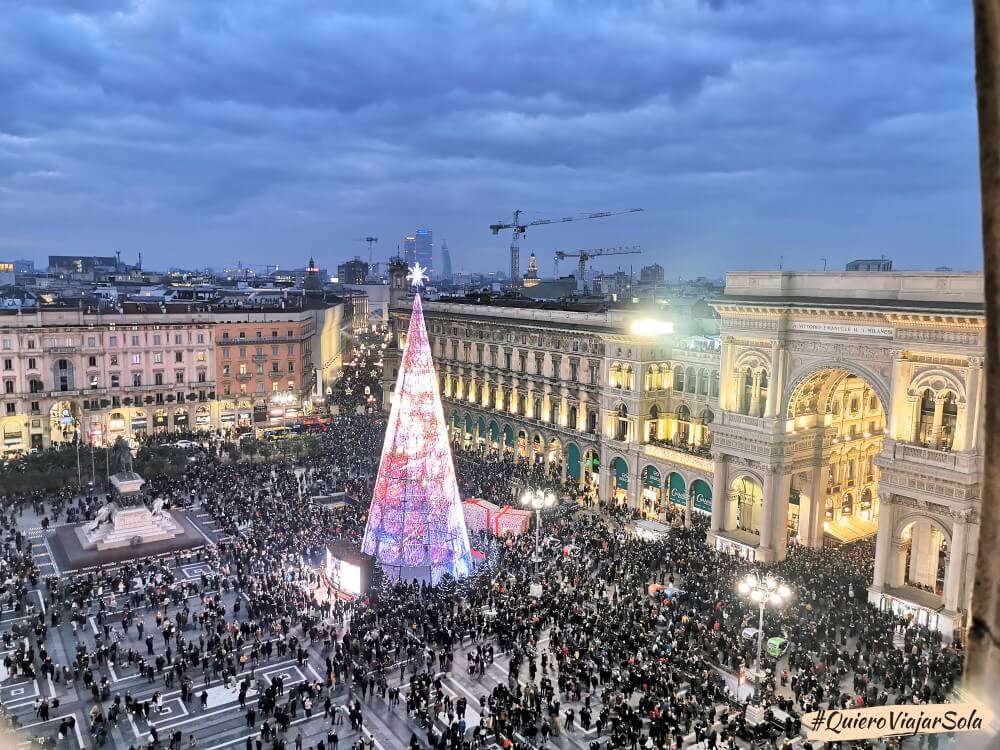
[{"x1": 361, "y1": 292, "x2": 473, "y2": 583}]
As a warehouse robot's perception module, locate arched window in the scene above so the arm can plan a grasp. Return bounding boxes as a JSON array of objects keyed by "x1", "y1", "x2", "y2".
[
  {"x1": 676, "y1": 404, "x2": 691, "y2": 445},
  {"x1": 568, "y1": 405, "x2": 578, "y2": 430},
  {"x1": 941, "y1": 392, "x2": 958, "y2": 450},
  {"x1": 698, "y1": 369, "x2": 709, "y2": 395},
  {"x1": 674, "y1": 367, "x2": 685, "y2": 391},
  {"x1": 588, "y1": 410, "x2": 598, "y2": 434},
  {"x1": 623, "y1": 364, "x2": 634, "y2": 390},
  {"x1": 917, "y1": 389, "x2": 935, "y2": 445},
  {"x1": 686, "y1": 366, "x2": 697, "y2": 393},
  {"x1": 648, "y1": 405, "x2": 660, "y2": 442},
  {"x1": 757, "y1": 371, "x2": 769, "y2": 416},
  {"x1": 549, "y1": 401, "x2": 559, "y2": 424},
  {"x1": 842, "y1": 493, "x2": 854, "y2": 517},
  {"x1": 615, "y1": 404, "x2": 629, "y2": 441},
  {"x1": 710, "y1": 372, "x2": 720, "y2": 398},
  {"x1": 740, "y1": 369, "x2": 754, "y2": 415},
  {"x1": 533, "y1": 398, "x2": 541, "y2": 420}
]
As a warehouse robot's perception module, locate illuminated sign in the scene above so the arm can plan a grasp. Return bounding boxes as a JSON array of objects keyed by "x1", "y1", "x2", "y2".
[
  {"x1": 630, "y1": 318, "x2": 674, "y2": 336},
  {"x1": 325, "y1": 549, "x2": 362, "y2": 596}
]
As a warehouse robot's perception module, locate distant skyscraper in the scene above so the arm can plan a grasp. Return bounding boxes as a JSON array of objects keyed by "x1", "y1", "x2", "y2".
[
  {"x1": 440, "y1": 240, "x2": 452, "y2": 281},
  {"x1": 414, "y1": 229, "x2": 433, "y2": 275},
  {"x1": 403, "y1": 236, "x2": 417, "y2": 267}
]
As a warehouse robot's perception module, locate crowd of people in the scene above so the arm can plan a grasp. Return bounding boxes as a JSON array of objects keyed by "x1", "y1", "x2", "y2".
[{"x1": 0, "y1": 340, "x2": 969, "y2": 750}]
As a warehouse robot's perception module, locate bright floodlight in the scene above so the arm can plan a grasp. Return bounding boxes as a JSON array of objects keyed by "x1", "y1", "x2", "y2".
[
  {"x1": 520, "y1": 491, "x2": 533, "y2": 506},
  {"x1": 765, "y1": 576, "x2": 777, "y2": 590},
  {"x1": 750, "y1": 589, "x2": 765, "y2": 603},
  {"x1": 769, "y1": 592, "x2": 783, "y2": 606},
  {"x1": 738, "y1": 582, "x2": 750, "y2": 595},
  {"x1": 630, "y1": 318, "x2": 674, "y2": 336},
  {"x1": 745, "y1": 573, "x2": 759, "y2": 589},
  {"x1": 778, "y1": 584, "x2": 791, "y2": 600}
]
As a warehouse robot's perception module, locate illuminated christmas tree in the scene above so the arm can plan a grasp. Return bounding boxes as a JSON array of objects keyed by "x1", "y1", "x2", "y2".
[{"x1": 361, "y1": 264, "x2": 473, "y2": 583}]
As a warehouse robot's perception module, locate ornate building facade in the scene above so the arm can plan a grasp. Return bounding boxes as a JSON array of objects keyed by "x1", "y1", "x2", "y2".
[{"x1": 387, "y1": 269, "x2": 985, "y2": 637}]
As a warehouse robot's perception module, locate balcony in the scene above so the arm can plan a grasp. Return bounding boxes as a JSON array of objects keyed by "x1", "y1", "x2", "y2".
[
  {"x1": 881, "y1": 440, "x2": 978, "y2": 475},
  {"x1": 236, "y1": 373, "x2": 252, "y2": 381},
  {"x1": 252, "y1": 355, "x2": 267, "y2": 363},
  {"x1": 642, "y1": 442, "x2": 714, "y2": 472}
]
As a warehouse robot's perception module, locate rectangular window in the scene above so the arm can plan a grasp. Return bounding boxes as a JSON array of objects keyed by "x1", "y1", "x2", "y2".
[
  {"x1": 288, "y1": 361, "x2": 295, "y2": 373},
  {"x1": 239, "y1": 347, "x2": 247, "y2": 359},
  {"x1": 2, "y1": 359, "x2": 10, "y2": 371},
  {"x1": 5, "y1": 403, "x2": 13, "y2": 415},
  {"x1": 132, "y1": 354, "x2": 141, "y2": 365},
  {"x1": 132, "y1": 335, "x2": 140, "y2": 346},
  {"x1": 175, "y1": 371, "x2": 184, "y2": 384},
  {"x1": 153, "y1": 353, "x2": 163, "y2": 364},
  {"x1": 272, "y1": 330, "x2": 278, "y2": 338},
  {"x1": 88, "y1": 337, "x2": 96, "y2": 347},
  {"x1": 570, "y1": 362, "x2": 578, "y2": 381},
  {"x1": 175, "y1": 352, "x2": 183, "y2": 363},
  {"x1": 89, "y1": 375, "x2": 98, "y2": 388},
  {"x1": 287, "y1": 330, "x2": 293, "y2": 338},
  {"x1": 1, "y1": 339, "x2": 9, "y2": 350},
  {"x1": 26, "y1": 339, "x2": 35, "y2": 349},
  {"x1": 271, "y1": 362, "x2": 279, "y2": 373},
  {"x1": 153, "y1": 335, "x2": 161, "y2": 345},
  {"x1": 287, "y1": 344, "x2": 295, "y2": 355},
  {"x1": 4, "y1": 381, "x2": 13, "y2": 393},
  {"x1": 239, "y1": 332, "x2": 246, "y2": 338},
  {"x1": 88, "y1": 356, "x2": 97, "y2": 367},
  {"x1": 174, "y1": 335, "x2": 182, "y2": 345},
  {"x1": 111, "y1": 374, "x2": 119, "y2": 388},
  {"x1": 197, "y1": 334, "x2": 205, "y2": 344},
  {"x1": 222, "y1": 331, "x2": 230, "y2": 340},
  {"x1": 197, "y1": 371, "x2": 206, "y2": 383},
  {"x1": 197, "y1": 351, "x2": 205, "y2": 362},
  {"x1": 27, "y1": 358, "x2": 36, "y2": 370},
  {"x1": 154, "y1": 373, "x2": 163, "y2": 385},
  {"x1": 133, "y1": 373, "x2": 142, "y2": 387},
  {"x1": 110, "y1": 336, "x2": 118, "y2": 347},
  {"x1": 271, "y1": 345, "x2": 278, "y2": 356}
]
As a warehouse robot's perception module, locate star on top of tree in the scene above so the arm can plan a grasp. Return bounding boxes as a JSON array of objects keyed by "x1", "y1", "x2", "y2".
[{"x1": 407, "y1": 262, "x2": 428, "y2": 288}]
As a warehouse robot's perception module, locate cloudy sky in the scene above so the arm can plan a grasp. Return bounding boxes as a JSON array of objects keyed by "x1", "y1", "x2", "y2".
[{"x1": 0, "y1": 0, "x2": 980, "y2": 278}]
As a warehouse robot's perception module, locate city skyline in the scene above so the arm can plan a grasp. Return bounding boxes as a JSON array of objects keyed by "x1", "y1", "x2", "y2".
[{"x1": 0, "y1": 1, "x2": 980, "y2": 276}]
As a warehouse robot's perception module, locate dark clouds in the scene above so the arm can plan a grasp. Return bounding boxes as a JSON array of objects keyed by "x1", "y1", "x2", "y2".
[{"x1": 0, "y1": 0, "x2": 980, "y2": 276}]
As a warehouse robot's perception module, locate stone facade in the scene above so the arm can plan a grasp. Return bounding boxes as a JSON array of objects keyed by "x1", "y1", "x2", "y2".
[{"x1": 389, "y1": 269, "x2": 986, "y2": 638}]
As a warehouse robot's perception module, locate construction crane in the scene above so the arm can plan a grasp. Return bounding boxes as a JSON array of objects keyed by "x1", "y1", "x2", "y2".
[
  {"x1": 352, "y1": 237, "x2": 379, "y2": 277},
  {"x1": 555, "y1": 246, "x2": 642, "y2": 294},
  {"x1": 490, "y1": 208, "x2": 642, "y2": 287}
]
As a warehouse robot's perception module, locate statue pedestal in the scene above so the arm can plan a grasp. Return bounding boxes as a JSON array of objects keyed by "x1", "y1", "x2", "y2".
[{"x1": 77, "y1": 504, "x2": 184, "y2": 550}]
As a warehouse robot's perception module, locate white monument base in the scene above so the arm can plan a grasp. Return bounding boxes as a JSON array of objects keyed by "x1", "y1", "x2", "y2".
[{"x1": 77, "y1": 504, "x2": 183, "y2": 551}]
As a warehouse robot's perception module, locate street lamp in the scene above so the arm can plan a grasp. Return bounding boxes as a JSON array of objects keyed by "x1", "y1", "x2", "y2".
[
  {"x1": 519, "y1": 487, "x2": 557, "y2": 562},
  {"x1": 737, "y1": 572, "x2": 791, "y2": 694}
]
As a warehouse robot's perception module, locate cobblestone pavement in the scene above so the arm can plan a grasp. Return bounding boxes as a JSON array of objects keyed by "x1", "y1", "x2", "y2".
[{"x1": 1, "y1": 503, "x2": 610, "y2": 750}]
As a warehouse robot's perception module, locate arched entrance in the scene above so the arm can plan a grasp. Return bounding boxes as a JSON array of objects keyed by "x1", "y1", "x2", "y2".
[
  {"x1": 567, "y1": 443, "x2": 582, "y2": 483},
  {"x1": 610, "y1": 456, "x2": 629, "y2": 505},
  {"x1": 488, "y1": 420, "x2": 500, "y2": 448},
  {"x1": 641, "y1": 465, "x2": 663, "y2": 518},
  {"x1": 691, "y1": 478, "x2": 712, "y2": 514},
  {"x1": 545, "y1": 438, "x2": 562, "y2": 474},
  {"x1": 786, "y1": 368, "x2": 886, "y2": 547},
  {"x1": 516, "y1": 429, "x2": 529, "y2": 459},
  {"x1": 583, "y1": 449, "x2": 600, "y2": 491},
  {"x1": 503, "y1": 424, "x2": 515, "y2": 454},
  {"x1": 477, "y1": 416, "x2": 487, "y2": 446},
  {"x1": 729, "y1": 476, "x2": 763, "y2": 536},
  {"x1": 667, "y1": 472, "x2": 687, "y2": 509},
  {"x1": 49, "y1": 401, "x2": 79, "y2": 444}
]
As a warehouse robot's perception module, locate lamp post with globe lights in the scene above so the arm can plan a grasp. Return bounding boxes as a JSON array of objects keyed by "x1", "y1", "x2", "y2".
[
  {"x1": 520, "y1": 487, "x2": 556, "y2": 563},
  {"x1": 737, "y1": 573, "x2": 791, "y2": 693}
]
